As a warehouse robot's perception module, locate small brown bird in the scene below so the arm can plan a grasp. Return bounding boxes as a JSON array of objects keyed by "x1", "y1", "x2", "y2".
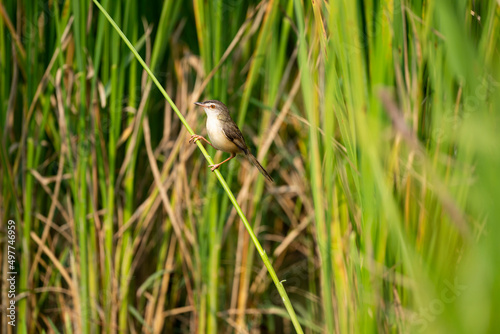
[{"x1": 190, "y1": 100, "x2": 273, "y2": 182}]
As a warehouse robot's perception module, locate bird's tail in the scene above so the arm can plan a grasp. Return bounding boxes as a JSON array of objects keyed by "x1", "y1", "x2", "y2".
[{"x1": 246, "y1": 153, "x2": 274, "y2": 182}]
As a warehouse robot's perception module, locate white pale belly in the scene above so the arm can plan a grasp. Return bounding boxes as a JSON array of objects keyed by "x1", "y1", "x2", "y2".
[{"x1": 206, "y1": 117, "x2": 240, "y2": 153}]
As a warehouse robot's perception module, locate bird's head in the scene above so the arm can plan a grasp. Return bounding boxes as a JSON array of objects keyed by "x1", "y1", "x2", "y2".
[{"x1": 194, "y1": 100, "x2": 229, "y2": 116}]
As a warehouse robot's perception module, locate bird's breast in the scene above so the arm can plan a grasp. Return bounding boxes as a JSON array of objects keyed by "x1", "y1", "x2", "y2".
[{"x1": 206, "y1": 116, "x2": 240, "y2": 153}]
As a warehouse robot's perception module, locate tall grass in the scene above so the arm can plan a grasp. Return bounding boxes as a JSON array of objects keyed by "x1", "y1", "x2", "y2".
[{"x1": 1, "y1": 0, "x2": 499, "y2": 333}]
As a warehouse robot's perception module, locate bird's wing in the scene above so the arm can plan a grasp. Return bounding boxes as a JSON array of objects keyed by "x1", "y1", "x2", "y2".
[{"x1": 218, "y1": 114, "x2": 248, "y2": 153}]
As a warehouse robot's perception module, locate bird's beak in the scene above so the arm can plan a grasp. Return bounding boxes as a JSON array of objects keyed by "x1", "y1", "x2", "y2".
[{"x1": 194, "y1": 102, "x2": 204, "y2": 107}]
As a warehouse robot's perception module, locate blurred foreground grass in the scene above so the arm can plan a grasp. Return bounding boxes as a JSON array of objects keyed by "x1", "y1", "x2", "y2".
[{"x1": 1, "y1": 0, "x2": 500, "y2": 333}]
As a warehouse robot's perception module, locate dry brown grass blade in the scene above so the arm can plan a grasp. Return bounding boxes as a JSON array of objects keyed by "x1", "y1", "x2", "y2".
[
  {"x1": 0, "y1": 2, "x2": 26, "y2": 59},
  {"x1": 152, "y1": 235, "x2": 177, "y2": 333},
  {"x1": 228, "y1": 213, "x2": 248, "y2": 329},
  {"x1": 28, "y1": 169, "x2": 71, "y2": 223},
  {"x1": 34, "y1": 213, "x2": 72, "y2": 242},
  {"x1": 161, "y1": 305, "x2": 194, "y2": 318},
  {"x1": 142, "y1": 116, "x2": 194, "y2": 272},
  {"x1": 30, "y1": 232, "x2": 77, "y2": 304}
]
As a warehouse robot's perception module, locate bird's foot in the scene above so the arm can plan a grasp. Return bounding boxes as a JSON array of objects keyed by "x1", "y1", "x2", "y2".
[
  {"x1": 208, "y1": 163, "x2": 222, "y2": 172},
  {"x1": 189, "y1": 134, "x2": 205, "y2": 144}
]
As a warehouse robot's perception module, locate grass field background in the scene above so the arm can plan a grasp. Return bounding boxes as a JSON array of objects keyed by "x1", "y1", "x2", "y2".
[{"x1": 1, "y1": 0, "x2": 500, "y2": 333}]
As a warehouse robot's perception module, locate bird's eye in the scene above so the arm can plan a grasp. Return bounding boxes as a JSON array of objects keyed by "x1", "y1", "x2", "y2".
[{"x1": 210, "y1": 104, "x2": 215, "y2": 109}]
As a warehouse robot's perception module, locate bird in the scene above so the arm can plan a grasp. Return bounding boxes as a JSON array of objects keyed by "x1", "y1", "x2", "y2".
[{"x1": 189, "y1": 100, "x2": 274, "y2": 182}]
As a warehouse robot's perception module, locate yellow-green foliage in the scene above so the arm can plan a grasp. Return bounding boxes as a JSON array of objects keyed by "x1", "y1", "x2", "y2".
[{"x1": 1, "y1": 0, "x2": 499, "y2": 333}]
